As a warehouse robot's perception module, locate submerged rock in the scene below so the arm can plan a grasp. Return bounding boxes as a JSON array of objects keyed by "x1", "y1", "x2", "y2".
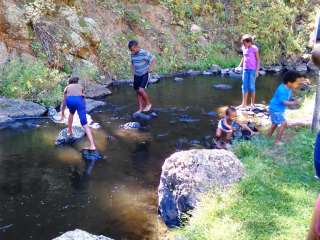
[
  {"x1": 158, "y1": 149, "x2": 244, "y2": 227},
  {"x1": 132, "y1": 111, "x2": 158, "y2": 122},
  {"x1": 81, "y1": 149, "x2": 102, "y2": 161},
  {"x1": 178, "y1": 114, "x2": 200, "y2": 123},
  {"x1": 55, "y1": 126, "x2": 85, "y2": 146},
  {"x1": 174, "y1": 77, "x2": 184, "y2": 82},
  {"x1": 212, "y1": 84, "x2": 233, "y2": 90},
  {"x1": 122, "y1": 122, "x2": 141, "y2": 130},
  {"x1": 53, "y1": 229, "x2": 113, "y2": 240}
]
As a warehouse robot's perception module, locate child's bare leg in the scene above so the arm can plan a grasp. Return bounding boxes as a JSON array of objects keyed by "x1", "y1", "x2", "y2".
[
  {"x1": 216, "y1": 128, "x2": 223, "y2": 148},
  {"x1": 251, "y1": 92, "x2": 256, "y2": 106},
  {"x1": 83, "y1": 125, "x2": 96, "y2": 150},
  {"x1": 268, "y1": 124, "x2": 277, "y2": 137},
  {"x1": 241, "y1": 92, "x2": 249, "y2": 107},
  {"x1": 226, "y1": 132, "x2": 233, "y2": 143},
  {"x1": 139, "y1": 88, "x2": 152, "y2": 111},
  {"x1": 275, "y1": 121, "x2": 287, "y2": 144},
  {"x1": 136, "y1": 92, "x2": 144, "y2": 112},
  {"x1": 67, "y1": 113, "x2": 74, "y2": 135}
]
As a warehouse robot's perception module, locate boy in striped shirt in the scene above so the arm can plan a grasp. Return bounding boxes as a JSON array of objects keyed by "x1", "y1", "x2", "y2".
[{"x1": 128, "y1": 40, "x2": 156, "y2": 113}]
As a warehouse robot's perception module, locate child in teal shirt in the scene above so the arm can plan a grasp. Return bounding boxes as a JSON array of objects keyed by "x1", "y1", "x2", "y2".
[{"x1": 268, "y1": 71, "x2": 303, "y2": 145}]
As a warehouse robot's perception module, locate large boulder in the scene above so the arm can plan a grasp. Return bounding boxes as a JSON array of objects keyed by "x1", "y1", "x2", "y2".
[
  {"x1": 158, "y1": 149, "x2": 245, "y2": 227},
  {"x1": 85, "y1": 99, "x2": 106, "y2": 112},
  {"x1": 53, "y1": 229, "x2": 113, "y2": 240},
  {"x1": 0, "y1": 97, "x2": 46, "y2": 121},
  {"x1": 84, "y1": 81, "x2": 112, "y2": 99}
]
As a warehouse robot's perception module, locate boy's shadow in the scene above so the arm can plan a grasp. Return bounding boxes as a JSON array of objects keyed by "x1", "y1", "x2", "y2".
[{"x1": 69, "y1": 150, "x2": 102, "y2": 190}]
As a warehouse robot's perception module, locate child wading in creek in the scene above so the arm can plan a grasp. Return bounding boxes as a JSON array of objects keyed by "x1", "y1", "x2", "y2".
[
  {"x1": 60, "y1": 77, "x2": 97, "y2": 150},
  {"x1": 237, "y1": 34, "x2": 260, "y2": 108},
  {"x1": 216, "y1": 106, "x2": 255, "y2": 149},
  {"x1": 128, "y1": 40, "x2": 156, "y2": 114},
  {"x1": 268, "y1": 70, "x2": 304, "y2": 145}
]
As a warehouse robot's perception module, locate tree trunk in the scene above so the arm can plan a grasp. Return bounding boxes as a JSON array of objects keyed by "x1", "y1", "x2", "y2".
[{"x1": 312, "y1": 70, "x2": 320, "y2": 132}]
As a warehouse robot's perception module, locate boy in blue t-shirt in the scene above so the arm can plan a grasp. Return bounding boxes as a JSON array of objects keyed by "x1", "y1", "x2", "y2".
[
  {"x1": 268, "y1": 70, "x2": 304, "y2": 145},
  {"x1": 128, "y1": 40, "x2": 156, "y2": 113}
]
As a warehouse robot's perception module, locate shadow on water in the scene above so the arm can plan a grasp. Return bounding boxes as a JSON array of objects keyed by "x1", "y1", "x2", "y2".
[{"x1": 0, "y1": 74, "x2": 315, "y2": 240}]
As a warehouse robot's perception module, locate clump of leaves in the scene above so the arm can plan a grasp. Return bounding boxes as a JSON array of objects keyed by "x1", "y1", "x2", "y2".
[{"x1": 0, "y1": 59, "x2": 66, "y2": 106}]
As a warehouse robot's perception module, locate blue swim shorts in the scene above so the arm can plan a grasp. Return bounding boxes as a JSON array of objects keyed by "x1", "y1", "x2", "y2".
[
  {"x1": 66, "y1": 96, "x2": 88, "y2": 126},
  {"x1": 242, "y1": 69, "x2": 256, "y2": 93},
  {"x1": 270, "y1": 111, "x2": 285, "y2": 125}
]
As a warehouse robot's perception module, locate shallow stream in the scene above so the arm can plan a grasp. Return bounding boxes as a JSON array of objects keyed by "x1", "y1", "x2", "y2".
[{"x1": 0, "y1": 74, "x2": 302, "y2": 239}]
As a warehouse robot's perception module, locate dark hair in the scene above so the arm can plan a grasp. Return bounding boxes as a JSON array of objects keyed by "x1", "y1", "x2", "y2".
[
  {"x1": 226, "y1": 106, "x2": 237, "y2": 116},
  {"x1": 283, "y1": 70, "x2": 303, "y2": 84},
  {"x1": 69, "y1": 77, "x2": 79, "y2": 84},
  {"x1": 128, "y1": 40, "x2": 138, "y2": 49},
  {"x1": 243, "y1": 38, "x2": 253, "y2": 43}
]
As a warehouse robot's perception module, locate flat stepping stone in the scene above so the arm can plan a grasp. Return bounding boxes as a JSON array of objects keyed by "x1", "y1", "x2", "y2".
[
  {"x1": 212, "y1": 84, "x2": 233, "y2": 90},
  {"x1": 132, "y1": 111, "x2": 158, "y2": 122},
  {"x1": 55, "y1": 126, "x2": 85, "y2": 146}
]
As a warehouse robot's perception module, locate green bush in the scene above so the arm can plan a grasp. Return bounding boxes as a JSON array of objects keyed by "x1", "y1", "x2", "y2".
[
  {"x1": 98, "y1": 40, "x2": 131, "y2": 79},
  {"x1": 0, "y1": 60, "x2": 66, "y2": 106}
]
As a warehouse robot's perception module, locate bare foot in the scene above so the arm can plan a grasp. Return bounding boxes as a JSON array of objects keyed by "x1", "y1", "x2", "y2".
[
  {"x1": 237, "y1": 104, "x2": 247, "y2": 109},
  {"x1": 143, "y1": 104, "x2": 152, "y2": 112},
  {"x1": 135, "y1": 109, "x2": 143, "y2": 114},
  {"x1": 83, "y1": 146, "x2": 97, "y2": 151}
]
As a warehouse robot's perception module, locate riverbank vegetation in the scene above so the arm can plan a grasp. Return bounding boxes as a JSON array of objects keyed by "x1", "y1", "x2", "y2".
[
  {"x1": 0, "y1": 60, "x2": 66, "y2": 106},
  {"x1": 0, "y1": 0, "x2": 318, "y2": 102}
]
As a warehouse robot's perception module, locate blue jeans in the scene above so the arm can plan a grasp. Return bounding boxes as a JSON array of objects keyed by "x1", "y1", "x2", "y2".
[{"x1": 242, "y1": 69, "x2": 256, "y2": 93}]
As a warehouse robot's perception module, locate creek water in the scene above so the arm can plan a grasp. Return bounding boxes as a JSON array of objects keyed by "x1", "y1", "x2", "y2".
[{"x1": 0, "y1": 74, "x2": 307, "y2": 240}]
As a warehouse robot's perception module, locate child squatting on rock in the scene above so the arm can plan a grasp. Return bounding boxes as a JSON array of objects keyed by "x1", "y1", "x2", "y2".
[
  {"x1": 216, "y1": 106, "x2": 255, "y2": 149},
  {"x1": 60, "y1": 76, "x2": 97, "y2": 151},
  {"x1": 268, "y1": 70, "x2": 305, "y2": 145},
  {"x1": 128, "y1": 40, "x2": 156, "y2": 114}
]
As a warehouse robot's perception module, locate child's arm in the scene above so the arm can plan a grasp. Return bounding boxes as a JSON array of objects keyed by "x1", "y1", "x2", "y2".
[
  {"x1": 238, "y1": 57, "x2": 243, "y2": 68},
  {"x1": 283, "y1": 99, "x2": 299, "y2": 106},
  {"x1": 60, "y1": 87, "x2": 67, "y2": 120},
  {"x1": 131, "y1": 63, "x2": 135, "y2": 76},
  {"x1": 255, "y1": 49, "x2": 260, "y2": 77},
  {"x1": 237, "y1": 121, "x2": 255, "y2": 134},
  {"x1": 149, "y1": 57, "x2": 157, "y2": 73},
  {"x1": 223, "y1": 119, "x2": 233, "y2": 131}
]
